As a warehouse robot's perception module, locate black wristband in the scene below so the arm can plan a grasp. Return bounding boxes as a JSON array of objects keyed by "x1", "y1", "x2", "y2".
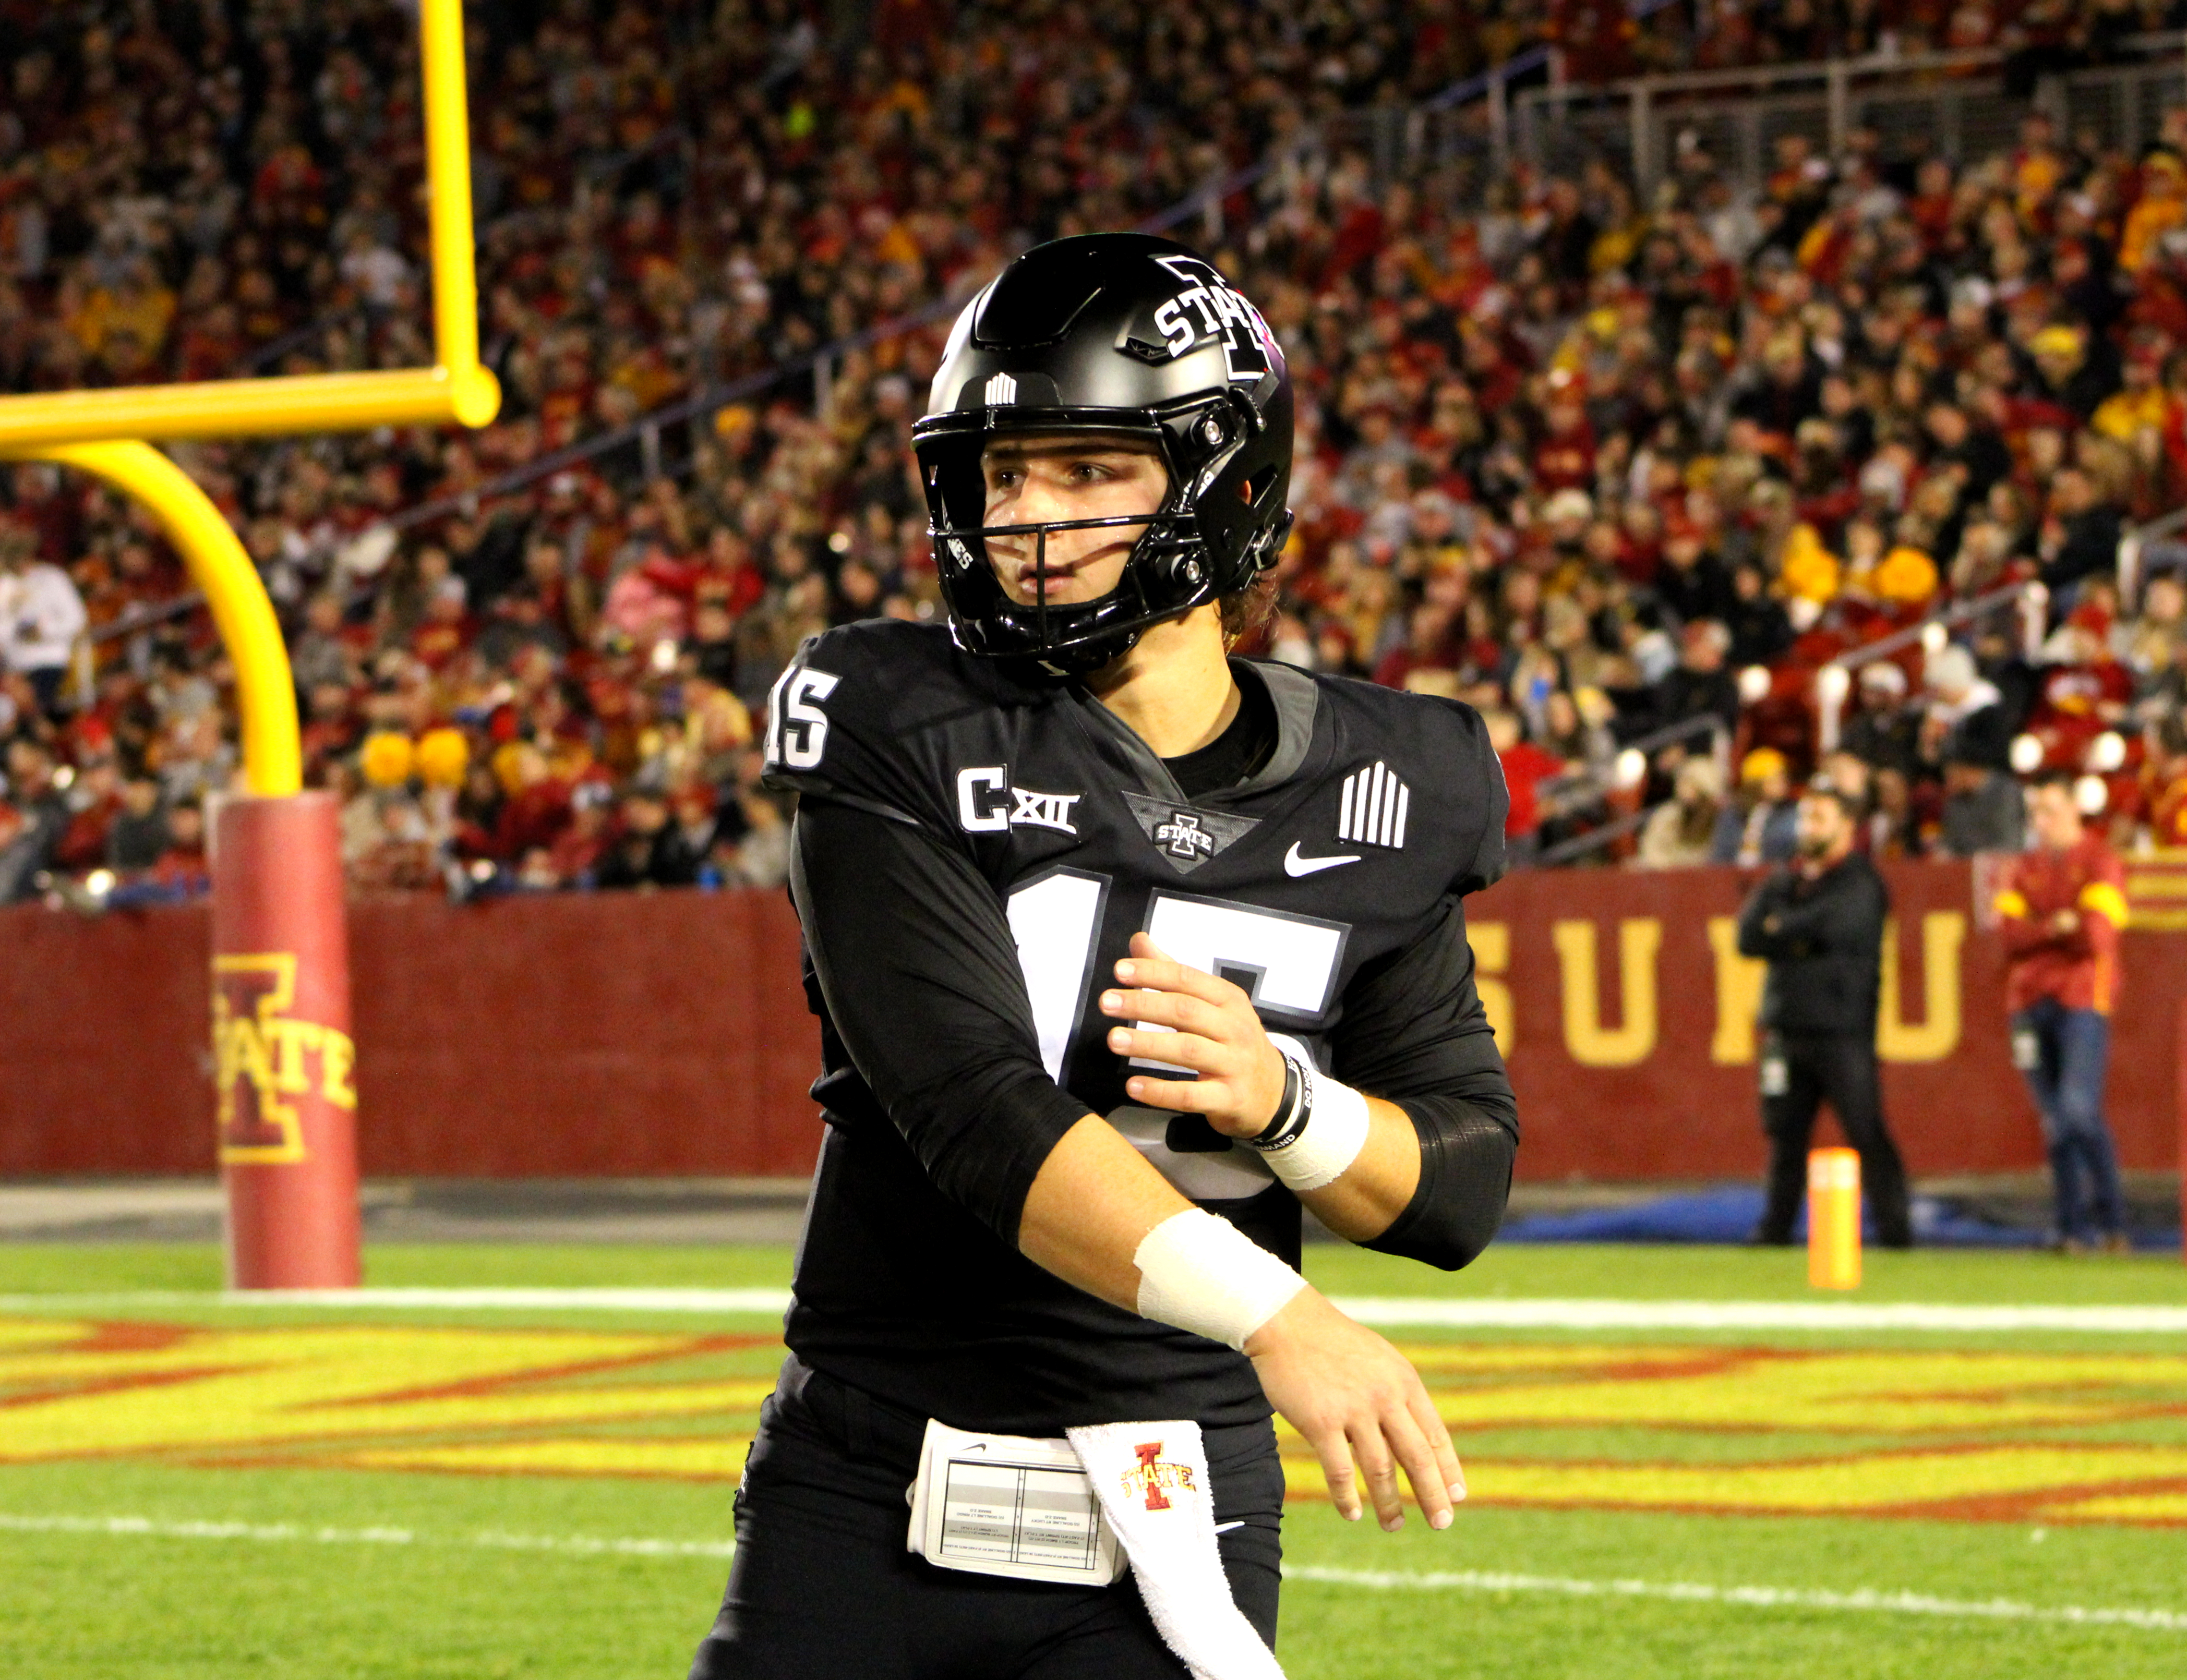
[{"x1": 1245, "y1": 1051, "x2": 1313, "y2": 1153}]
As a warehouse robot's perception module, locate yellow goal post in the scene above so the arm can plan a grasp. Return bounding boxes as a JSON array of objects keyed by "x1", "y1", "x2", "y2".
[{"x1": 0, "y1": 0, "x2": 500, "y2": 797}]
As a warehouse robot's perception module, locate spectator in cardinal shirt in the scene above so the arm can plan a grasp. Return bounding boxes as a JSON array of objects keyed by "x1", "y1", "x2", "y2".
[
  {"x1": 1531, "y1": 377, "x2": 1597, "y2": 492},
  {"x1": 1992, "y1": 771, "x2": 2132, "y2": 1253},
  {"x1": 2143, "y1": 716, "x2": 2187, "y2": 847},
  {"x1": 491, "y1": 743, "x2": 575, "y2": 858},
  {"x1": 546, "y1": 785, "x2": 617, "y2": 886},
  {"x1": 1484, "y1": 707, "x2": 1569, "y2": 867},
  {"x1": 2023, "y1": 610, "x2": 2134, "y2": 768}
]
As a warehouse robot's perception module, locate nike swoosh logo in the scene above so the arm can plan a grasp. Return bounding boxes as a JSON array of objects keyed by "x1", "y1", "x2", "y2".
[{"x1": 1284, "y1": 842, "x2": 1361, "y2": 876}]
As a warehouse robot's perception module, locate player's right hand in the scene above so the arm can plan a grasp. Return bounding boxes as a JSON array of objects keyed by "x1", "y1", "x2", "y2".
[{"x1": 1243, "y1": 1286, "x2": 1463, "y2": 1533}]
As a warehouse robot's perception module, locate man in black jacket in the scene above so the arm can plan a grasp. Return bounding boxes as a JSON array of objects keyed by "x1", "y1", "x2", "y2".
[{"x1": 1736, "y1": 782, "x2": 1914, "y2": 1247}]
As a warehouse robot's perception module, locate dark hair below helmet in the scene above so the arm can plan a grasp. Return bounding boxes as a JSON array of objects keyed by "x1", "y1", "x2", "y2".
[{"x1": 913, "y1": 232, "x2": 1294, "y2": 674}]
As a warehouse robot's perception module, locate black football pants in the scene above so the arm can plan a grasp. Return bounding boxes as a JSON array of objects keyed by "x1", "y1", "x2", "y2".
[
  {"x1": 687, "y1": 1358, "x2": 1284, "y2": 1680},
  {"x1": 1757, "y1": 1031, "x2": 1914, "y2": 1248}
]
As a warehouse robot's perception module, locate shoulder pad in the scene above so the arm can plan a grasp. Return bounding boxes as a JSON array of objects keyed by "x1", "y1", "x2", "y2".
[
  {"x1": 1311, "y1": 675, "x2": 1509, "y2": 895},
  {"x1": 760, "y1": 621, "x2": 968, "y2": 830}
]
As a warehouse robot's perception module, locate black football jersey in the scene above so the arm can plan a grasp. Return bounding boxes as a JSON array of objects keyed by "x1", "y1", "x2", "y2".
[{"x1": 762, "y1": 619, "x2": 1509, "y2": 1433}]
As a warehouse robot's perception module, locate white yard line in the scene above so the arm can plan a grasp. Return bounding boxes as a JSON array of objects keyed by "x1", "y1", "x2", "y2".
[
  {"x1": 1281, "y1": 1564, "x2": 2187, "y2": 1632},
  {"x1": 1, "y1": 1513, "x2": 2177, "y2": 1631},
  {"x1": 0, "y1": 1511, "x2": 734, "y2": 1558},
  {"x1": 1329, "y1": 1297, "x2": 2187, "y2": 1334},
  {"x1": 4, "y1": 1289, "x2": 2185, "y2": 1333},
  {"x1": 0, "y1": 1287, "x2": 796, "y2": 1315}
]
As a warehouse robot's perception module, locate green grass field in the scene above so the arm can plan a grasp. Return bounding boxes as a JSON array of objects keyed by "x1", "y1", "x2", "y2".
[{"x1": 3, "y1": 1240, "x2": 2184, "y2": 1678}]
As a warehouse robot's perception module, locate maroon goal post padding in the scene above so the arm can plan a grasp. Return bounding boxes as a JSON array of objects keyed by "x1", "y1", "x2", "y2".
[{"x1": 212, "y1": 792, "x2": 360, "y2": 1287}]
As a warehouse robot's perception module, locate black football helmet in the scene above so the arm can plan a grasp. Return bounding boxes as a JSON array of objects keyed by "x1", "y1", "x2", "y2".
[{"x1": 912, "y1": 232, "x2": 1294, "y2": 674}]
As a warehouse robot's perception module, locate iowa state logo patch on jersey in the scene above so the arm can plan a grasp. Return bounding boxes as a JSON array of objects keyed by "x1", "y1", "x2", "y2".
[{"x1": 1121, "y1": 790, "x2": 1259, "y2": 875}]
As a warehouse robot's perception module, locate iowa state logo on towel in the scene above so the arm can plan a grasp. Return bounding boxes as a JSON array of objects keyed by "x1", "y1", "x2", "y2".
[{"x1": 1122, "y1": 1441, "x2": 1199, "y2": 1511}]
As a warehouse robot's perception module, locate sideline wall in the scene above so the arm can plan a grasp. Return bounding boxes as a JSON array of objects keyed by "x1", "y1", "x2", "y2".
[
  {"x1": 1467, "y1": 860, "x2": 2181, "y2": 1180},
  {"x1": 3, "y1": 861, "x2": 2179, "y2": 1180},
  {"x1": 1, "y1": 891, "x2": 823, "y2": 1178}
]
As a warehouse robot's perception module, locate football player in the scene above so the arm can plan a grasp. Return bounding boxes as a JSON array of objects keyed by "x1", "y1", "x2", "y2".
[{"x1": 689, "y1": 233, "x2": 1517, "y2": 1679}]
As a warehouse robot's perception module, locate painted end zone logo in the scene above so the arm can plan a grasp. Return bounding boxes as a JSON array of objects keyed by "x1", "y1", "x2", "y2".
[
  {"x1": 0, "y1": 1323, "x2": 2181, "y2": 1530},
  {"x1": 212, "y1": 952, "x2": 357, "y2": 1164}
]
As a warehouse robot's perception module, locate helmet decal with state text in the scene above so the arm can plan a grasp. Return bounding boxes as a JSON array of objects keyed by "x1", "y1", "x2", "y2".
[{"x1": 1134, "y1": 255, "x2": 1280, "y2": 383}]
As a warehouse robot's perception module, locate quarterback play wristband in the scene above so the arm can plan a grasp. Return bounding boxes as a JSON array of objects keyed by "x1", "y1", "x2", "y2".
[
  {"x1": 1245, "y1": 1033, "x2": 1371, "y2": 1193},
  {"x1": 1133, "y1": 1208, "x2": 1307, "y2": 1351}
]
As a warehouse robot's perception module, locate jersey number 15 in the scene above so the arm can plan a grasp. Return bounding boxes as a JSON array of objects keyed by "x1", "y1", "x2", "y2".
[
  {"x1": 1006, "y1": 868, "x2": 1348, "y2": 1083},
  {"x1": 766, "y1": 668, "x2": 840, "y2": 771}
]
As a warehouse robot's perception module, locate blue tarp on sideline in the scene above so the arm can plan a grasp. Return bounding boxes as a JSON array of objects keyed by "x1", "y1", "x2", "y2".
[{"x1": 1499, "y1": 1185, "x2": 2181, "y2": 1251}]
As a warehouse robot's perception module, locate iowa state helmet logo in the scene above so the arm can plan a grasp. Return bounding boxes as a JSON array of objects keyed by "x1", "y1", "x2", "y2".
[{"x1": 1124, "y1": 255, "x2": 1284, "y2": 385}]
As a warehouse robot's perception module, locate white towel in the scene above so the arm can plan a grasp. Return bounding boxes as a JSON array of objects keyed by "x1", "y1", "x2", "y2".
[{"x1": 1066, "y1": 1421, "x2": 1286, "y2": 1680}]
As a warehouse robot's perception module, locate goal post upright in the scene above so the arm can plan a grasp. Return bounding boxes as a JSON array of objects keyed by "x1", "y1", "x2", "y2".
[
  {"x1": 0, "y1": 0, "x2": 499, "y2": 1289},
  {"x1": 0, "y1": 0, "x2": 498, "y2": 449},
  {"x1": 9, "y1": 443, "x2": 302, "y2": 796}
]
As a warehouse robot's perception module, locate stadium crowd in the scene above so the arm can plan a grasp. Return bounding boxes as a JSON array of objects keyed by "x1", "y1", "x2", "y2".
[{"x1": 5, "y1": 1, "x2": 2187, "y2": 903}]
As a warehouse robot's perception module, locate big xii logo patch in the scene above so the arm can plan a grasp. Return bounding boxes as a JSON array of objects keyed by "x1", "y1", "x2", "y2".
[
  {"x1": 1122, "y1": 791, "x2": 1258, "y2": 875},
  {"x1": 212, "y1": 953, "x2": 358, "y2": 1164}
]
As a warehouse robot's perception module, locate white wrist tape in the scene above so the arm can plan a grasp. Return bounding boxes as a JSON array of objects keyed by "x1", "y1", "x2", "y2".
[
  {"x1": 1133, "y1": 1208, "x2": 1307, "y2": 1351},
  {"x1": 1250, "y1": 1033, "x2": 1371, "y2": 1193}
]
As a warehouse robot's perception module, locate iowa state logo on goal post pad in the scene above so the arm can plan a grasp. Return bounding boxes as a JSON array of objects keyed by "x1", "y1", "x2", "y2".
[{"x1": 212, "y1": 952, "x2": 358, "y2": 1165}]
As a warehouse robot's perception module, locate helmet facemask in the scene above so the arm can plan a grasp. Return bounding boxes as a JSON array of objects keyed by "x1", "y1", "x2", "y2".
[{"x1": 917, "y1": 394, "x2": 1285, "y2": 675}]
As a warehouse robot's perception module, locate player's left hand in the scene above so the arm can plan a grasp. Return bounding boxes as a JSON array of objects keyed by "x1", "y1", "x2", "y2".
[{"x1": 1099, "y1": 933, "x2": 1287, "y2": 1140}]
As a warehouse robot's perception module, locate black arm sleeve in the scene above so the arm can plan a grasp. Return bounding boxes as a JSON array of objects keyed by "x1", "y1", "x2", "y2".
[
  {"x1": 1327, "y1": 897, "x2": 1518, "y2": 1272},
  {"x1": 791, "y1": 799, "x2": 1091, "y2": 1247}
]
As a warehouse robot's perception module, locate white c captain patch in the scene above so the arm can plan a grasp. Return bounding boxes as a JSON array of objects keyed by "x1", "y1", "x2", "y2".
[{"x1": 957, "y1": 766, "x2": 1082, "y2": 836}]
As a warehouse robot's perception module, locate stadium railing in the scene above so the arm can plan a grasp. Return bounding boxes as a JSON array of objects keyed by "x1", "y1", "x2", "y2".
[
  {"x1": 1811, "y1": 581, "x2": 2051, "y2": 754},
  {"x1": 1534, "y1": 712, "x2": 1729, "y2": 867},
  {"x1": 1504, "y1": 32, "x2": 2187, "y2": 201},
  {"x1": 2121, "y1": 504, "x2": 2187, "y2": 612},
  {"x1": 1309, "y1": 0, "x2": 1685, "y2": 191}
]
